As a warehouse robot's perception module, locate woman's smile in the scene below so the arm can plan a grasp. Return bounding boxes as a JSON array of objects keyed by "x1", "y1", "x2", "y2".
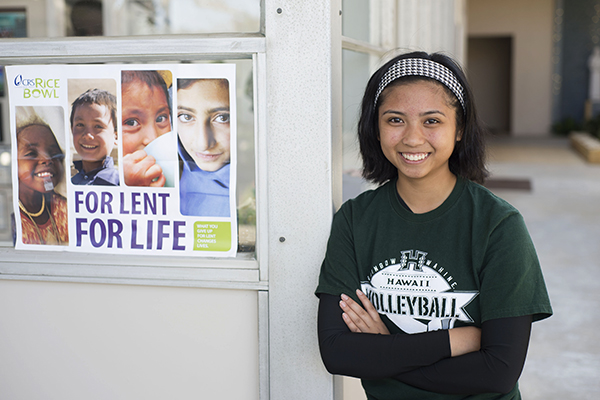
[{"x1": 401, "y1": 152, "x2": 430, "y2": 162}]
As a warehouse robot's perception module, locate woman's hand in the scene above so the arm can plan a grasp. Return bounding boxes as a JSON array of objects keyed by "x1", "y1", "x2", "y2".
[{"x1": 339, "y1": 289, "x2": 390, "y2": 335}]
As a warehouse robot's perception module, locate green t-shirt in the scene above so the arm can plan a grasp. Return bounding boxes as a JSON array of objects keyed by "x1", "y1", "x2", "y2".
[{"x1": 316, "y1": 176, "x2": 552, "y2": 399}]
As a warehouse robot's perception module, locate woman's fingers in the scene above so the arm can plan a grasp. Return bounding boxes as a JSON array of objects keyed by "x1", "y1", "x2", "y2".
[
  {"x1": 341, "y1": 311, "x2": 361, "y2": 333},
  {"x1": 339, "y1": 293, "x2": 389, "y2": 335},
  {"x1": 356, "y1": 289, "x2": 380, "y2": 320},
  {"x1": 340, "y1": 294, "x2": 371, "y2": 331},
  {"x1": 340, "y1": 290, "x2": 390, "y2": 335}
]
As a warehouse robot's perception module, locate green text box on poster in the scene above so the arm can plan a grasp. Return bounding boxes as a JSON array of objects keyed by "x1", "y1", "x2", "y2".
[{"x1": 194, "y1": 222, "x2": 231, "y2": 252}]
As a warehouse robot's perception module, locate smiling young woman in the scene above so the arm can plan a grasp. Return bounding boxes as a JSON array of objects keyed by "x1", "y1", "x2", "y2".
[{"x1": 315, "y1": 51, "x2": 552, "y2": 400}]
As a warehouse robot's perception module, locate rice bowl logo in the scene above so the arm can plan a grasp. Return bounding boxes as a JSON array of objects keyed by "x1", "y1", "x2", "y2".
[
  {"x1": 13, "y1": 74, "x2": 60, "y2": 99},
  {"x1": 361, "y1": 250, "x2": 478, "y2": 334}
]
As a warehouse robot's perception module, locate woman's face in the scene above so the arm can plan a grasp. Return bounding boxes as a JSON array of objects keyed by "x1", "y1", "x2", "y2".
[
  {"x1": 177, "y1": 79, "x2": 230, "y2": 172},
  {"x1": 378, "y1": 80, "x2": 460, "y2": 185},
  {"x1": 121, "y1": 80, "x2": 171, "y2": 155},
  {"x1": 17, "y1": 124, "x2": 64, "y2": 196}
]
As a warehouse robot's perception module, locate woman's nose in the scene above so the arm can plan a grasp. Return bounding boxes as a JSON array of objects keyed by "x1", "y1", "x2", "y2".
[{"x1": 401, "y1": 124, "x2": 425, "y2": 146}]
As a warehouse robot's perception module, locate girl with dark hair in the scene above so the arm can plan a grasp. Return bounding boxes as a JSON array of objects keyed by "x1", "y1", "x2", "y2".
[
  {"x1": 316, "y1": 51, "x2": 551, "y2": 399},
  {"x1": 177, "y1": 78, "x2": 231, "y2": 217},
  {"x1": 359, "y1": 51, "x2": 487, "y2": 185}
]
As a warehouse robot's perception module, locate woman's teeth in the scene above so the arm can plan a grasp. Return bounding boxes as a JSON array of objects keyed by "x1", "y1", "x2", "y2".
[{"x1": 402, "y1": 153, "x2": 428, "y2": 161}]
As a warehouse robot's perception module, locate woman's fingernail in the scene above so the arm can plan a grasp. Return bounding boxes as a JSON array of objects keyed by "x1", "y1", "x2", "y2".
[
  {"x1": 341, "y1": 294, "x2": 349, "y2": 301},
  {"x1": 339, "y1": 301, "x2": 346, "y2": 308}
]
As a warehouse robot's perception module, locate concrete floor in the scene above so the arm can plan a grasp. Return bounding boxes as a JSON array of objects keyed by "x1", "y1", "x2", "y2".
[
  {"x1": 341, "y1": 136, "x2": 600, "y2": 399},
  {"x1": 487, "y1": 136, "x2": 600, "y2": 399}
]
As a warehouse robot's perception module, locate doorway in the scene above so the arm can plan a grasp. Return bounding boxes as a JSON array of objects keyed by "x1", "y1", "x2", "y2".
[{"x1": 467, "y1": 36, "x2": 512, "y2": 135}]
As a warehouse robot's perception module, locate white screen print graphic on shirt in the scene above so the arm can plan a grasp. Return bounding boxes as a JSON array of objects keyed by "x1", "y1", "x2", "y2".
[{"x1": 361, "y1": 249, "x2": 478, "y2": 334}]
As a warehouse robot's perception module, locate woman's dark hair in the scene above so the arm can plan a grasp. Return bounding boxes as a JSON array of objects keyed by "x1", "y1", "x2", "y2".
[{"x1": 358, "y1": 51, "x2": 488, "y2": 184}]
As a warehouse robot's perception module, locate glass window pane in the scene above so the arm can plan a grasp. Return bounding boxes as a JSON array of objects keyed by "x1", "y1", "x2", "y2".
[
  {"x1": 342, "y1": 49, "x2": 375, "y2": 201},
  {"x1": 111, "y1": 0, "x2": 261, "y2": 36},
  {"x1": 0, "y1": 0, "x2": 261, "y2": 38},
  {"x1": 342, "y1": 0, "x2": 370, "y2": 42},
  {"x1": 0, "y1": 59, "x2": 256, "y2": 259},
  {"x1": 0, "y1": 142, "x2": 11, "y2": 243}
]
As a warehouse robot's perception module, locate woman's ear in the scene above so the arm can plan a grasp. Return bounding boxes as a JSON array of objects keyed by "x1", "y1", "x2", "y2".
[{"x1": 456, "y1": 129, "x2": 463, "y2": 142}]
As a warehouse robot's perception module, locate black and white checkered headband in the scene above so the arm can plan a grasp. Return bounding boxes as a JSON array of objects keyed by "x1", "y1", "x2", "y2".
[{"x1": 374, "y1": 58, "x2": 466, "y2": 114}]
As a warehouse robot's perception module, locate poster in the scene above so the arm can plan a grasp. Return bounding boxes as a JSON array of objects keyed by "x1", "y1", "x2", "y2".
[{"x1": 7, "y1": 64, "x2": 238, "y2": 257}]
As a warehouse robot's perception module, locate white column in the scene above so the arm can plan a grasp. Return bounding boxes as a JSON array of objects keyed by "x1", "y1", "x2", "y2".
[{"x1": 264, "y1": 1, "x2": 343, "y2": 399}]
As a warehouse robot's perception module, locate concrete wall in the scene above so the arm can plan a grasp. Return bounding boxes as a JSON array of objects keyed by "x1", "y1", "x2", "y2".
[{"x1": 467, "y1": 0, "x2": 554, "y2": 136}]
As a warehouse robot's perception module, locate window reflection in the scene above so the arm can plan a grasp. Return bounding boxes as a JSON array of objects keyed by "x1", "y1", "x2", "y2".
[
  {"x1": 342, "y1": 0, "x2": 370, "y2": 43},
  {"x1": 70, "y1": 1, "x2": 103, "y2": 36},
  {"x1": 0, "y1": 144, "x2": 11, "y2": 244},
  {"x1": 0, "y1": 8, "x2": 27, "y2": 38},
  {"x1": 342, "y1": 49, "x2": 376, "y2": 202},
  {"x1": 65, "y1": 0, "x2": 260, "y2": 37},
  {"x1": 0, "y1": 0, "x2": 260, "y2": 38}
]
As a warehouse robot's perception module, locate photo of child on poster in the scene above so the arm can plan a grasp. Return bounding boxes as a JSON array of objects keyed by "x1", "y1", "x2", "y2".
[
  {"x1": 177, "y1": 78, "x2": 231, "y2": 217},
  {"x1": 7, "y1": 63, "x2": 237, "y2": 257},
  {"x1": 68, "y1": 79, "x2": 119, "y2": 186},
  {"x1": 121, "y1": 70, "x2": 177, "y2": 188},
  {"x1": 15, "y1": 106, "x2": 69, "y2": 245}
]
